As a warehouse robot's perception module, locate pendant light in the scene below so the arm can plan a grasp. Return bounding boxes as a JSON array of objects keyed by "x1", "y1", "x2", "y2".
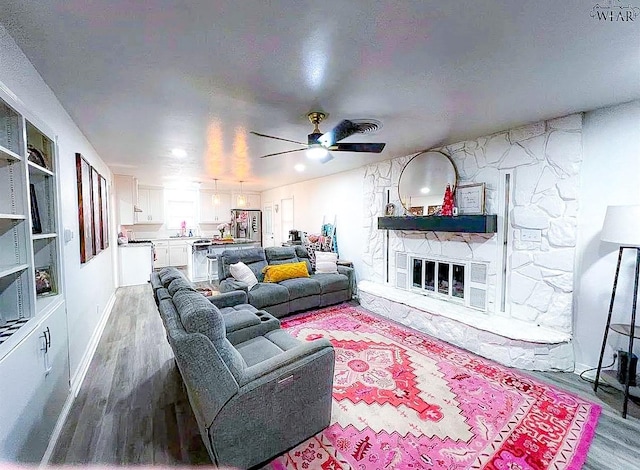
[
  {"x1": 211, "y1": 178, "x2": 220, "y2": 205},
  {"x1": 237, "y1": 181, "x2": 246, "y2": 207}
]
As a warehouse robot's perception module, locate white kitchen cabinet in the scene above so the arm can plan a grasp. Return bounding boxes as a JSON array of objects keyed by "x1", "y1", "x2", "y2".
[
  {"x1": 169, "y1": 240, "x2": 189, "y2": 266},
  {"x1": 154, "y1": 241, "x2": 169, "y2": 268},
  {"x1": 114, "y1": 174, "x2": 138, "y2": 226},
  {"x1": 118, "y1": 245, "x2": 153, "y2": 286},
  {"x1": 0, "y1": 301, "x2": 69, "y2": 462},
  {"x1": 199, "y1": 190, "x2": 232, "y2": 223},
  {"x1": 231, "y1": 192, "x2": 261, "y2": 210},
  {"x1": 135, "y1": 186, "x2": 164, "y2": 224}
]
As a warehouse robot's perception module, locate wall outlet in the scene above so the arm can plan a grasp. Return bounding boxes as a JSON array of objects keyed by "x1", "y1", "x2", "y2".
[{"x1": 521, "y1": 229, "x2": 542, "y2": 242}]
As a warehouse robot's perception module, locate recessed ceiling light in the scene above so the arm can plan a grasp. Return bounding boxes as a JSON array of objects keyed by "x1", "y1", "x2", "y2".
[
  {"x1": 294, "y1": 163, "x2": 305, "y2": 172},
  {"x1": 171, "y1": 148, "x2": 187, "y2": 158},
  {"x1": 420, "y1": 187, "x2": 430, "y2": 194}
]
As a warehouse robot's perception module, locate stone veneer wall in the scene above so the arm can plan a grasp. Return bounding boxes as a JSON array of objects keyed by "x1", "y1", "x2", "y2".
[{"x1": 362, "y1": 113, "x2": 583, "y2": 335}]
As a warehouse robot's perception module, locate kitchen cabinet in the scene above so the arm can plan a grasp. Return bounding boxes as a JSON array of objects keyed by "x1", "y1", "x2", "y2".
[
  {"x1": 154, "y1": 241, "x2": 169, "y2": 268},
  {"x1": 118, "y1": 244, "x2": 153, "y2": 286},
  {"x1": 0, "y1": 301, "x2": 69, "y2": 462},
  {"x1": 231, "y1": 192, "x2": 261, "y2": 210},
  {"x1": 169, "y1": 240, "x2": 189, "y2": 267},
  {"x1": 114, "y1": 174, "x2": 138, "y2": 226},
  {"x1": 199, "y1": 190, "x2": 232, "y2": 223},
  {"x1": 135, "y1": 187, "x2": 164, "y2": 224}
]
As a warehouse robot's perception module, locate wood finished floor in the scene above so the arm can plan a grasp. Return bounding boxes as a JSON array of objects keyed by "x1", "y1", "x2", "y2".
[{"x1": 51, "y1": 284, "x2": 640, "y2": 468}]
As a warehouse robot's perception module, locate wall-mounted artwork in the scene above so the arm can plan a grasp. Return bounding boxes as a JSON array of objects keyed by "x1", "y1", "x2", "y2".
[
  {"x1": 100, "y1": 175, "x2": 109, "y2": 249},
  {"x1": 76, "y1": 153, "x2": 94, "y2": 263},
  {"x1": 92, "y1": 167, "x2": 102, "y2": 255},
  {"x1": 77, "y1": 153, "x2": 110, "y2": 263}
]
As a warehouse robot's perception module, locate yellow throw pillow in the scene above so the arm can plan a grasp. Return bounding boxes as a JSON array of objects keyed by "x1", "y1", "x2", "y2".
[{"x1": 262, "y1": 262, "x2": 310, "y2": 283}]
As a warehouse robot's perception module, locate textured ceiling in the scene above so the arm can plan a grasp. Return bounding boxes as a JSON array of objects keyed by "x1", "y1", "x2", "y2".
[{"x1": 1, "y1": 1, "x2": 639, "y2": 191}]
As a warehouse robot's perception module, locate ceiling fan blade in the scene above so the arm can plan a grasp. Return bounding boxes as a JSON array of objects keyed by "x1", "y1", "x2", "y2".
[
  {"x1": 331, "y1": 142, "x2": 386, "y2": 153},
  {"x1": 250, "y1": 131, "x2": 307, "y2": 146},
  {"x1": 259, "y1": 148, "x2": 307, "y2": 159},
  {"x1": 317, "y1": 119, "x2": 360, "y2": 147}
]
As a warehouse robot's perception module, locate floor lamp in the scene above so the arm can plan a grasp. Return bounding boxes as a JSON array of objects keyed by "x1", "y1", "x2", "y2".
[{"x1": 594, "y1": 205, "x2": 640, "y2": 418}]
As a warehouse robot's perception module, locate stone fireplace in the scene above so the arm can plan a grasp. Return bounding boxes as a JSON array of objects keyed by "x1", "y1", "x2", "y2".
[{"x1": 359, "y1": 113, "x2": 583, "y2": 371}]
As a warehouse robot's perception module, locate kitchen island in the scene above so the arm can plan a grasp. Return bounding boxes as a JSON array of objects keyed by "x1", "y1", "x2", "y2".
[{"x1": 186, "y1": 238, "x2": 261, "y2": 282}]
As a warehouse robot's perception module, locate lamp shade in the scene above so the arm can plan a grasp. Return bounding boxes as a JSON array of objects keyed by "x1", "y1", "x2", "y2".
[{"x1": 601, "y1": 205, "x2": 640, "y2": 246}]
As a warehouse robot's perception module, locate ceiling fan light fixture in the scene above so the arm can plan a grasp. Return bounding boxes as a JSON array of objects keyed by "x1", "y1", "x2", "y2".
[{"x1": 306, "y1": 145, "x2": 329, "y2": 160}]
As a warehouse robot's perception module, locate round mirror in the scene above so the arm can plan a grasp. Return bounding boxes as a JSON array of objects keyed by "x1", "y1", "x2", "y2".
[{"x1": 398, "y1": 151, "x2": 458, "y2": 214}]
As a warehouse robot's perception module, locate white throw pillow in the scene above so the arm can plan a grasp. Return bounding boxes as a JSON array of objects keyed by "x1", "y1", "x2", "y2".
[
  {"x1": 229, "y1": 261, "x2": 258, "y2": 290},
  {"x1": 315, "y1": 252, "x2": 338, "y2": 274}
]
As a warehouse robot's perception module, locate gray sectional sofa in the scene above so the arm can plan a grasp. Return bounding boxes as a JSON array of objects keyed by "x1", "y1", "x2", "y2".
[
  {"x1": 150, "y1": 268, "x2": 335, "y2": 468},
  {"x1": 217, "y1": 245, "x2": 354, "y2": 318}
]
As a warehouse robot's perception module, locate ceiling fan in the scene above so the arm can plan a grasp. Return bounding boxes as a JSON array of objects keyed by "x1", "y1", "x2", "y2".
[{"x1": 250, "y1": 112, "x2": 386, "y2": 163}]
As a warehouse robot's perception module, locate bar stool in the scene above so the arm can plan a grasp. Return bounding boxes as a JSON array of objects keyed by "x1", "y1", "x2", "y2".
[{"x1": 207, "y1": 254, "x2": 218, "y2": 283}]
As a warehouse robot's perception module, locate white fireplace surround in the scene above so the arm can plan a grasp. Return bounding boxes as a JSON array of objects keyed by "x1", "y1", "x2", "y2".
[{"x1": 360, "y1": 113, "x2": 583, "y2": 371}]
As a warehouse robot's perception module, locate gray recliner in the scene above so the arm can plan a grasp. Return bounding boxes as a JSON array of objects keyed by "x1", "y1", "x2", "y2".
[{"x1": 159, "y1": 288, "x2": 335, "y2": 469}]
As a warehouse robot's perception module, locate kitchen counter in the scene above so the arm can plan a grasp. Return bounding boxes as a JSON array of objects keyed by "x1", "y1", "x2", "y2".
[{"x1": 118, "y1": 242, "x2": 153, "y2": 247}]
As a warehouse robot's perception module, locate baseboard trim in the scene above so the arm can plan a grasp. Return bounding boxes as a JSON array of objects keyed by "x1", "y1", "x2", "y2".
[
  {"x1": 69, "y1": 291, "x2": 117, "y2": 395},
  {"x1": 40, "y1": 291, "x2": 116, "y2": 466}
]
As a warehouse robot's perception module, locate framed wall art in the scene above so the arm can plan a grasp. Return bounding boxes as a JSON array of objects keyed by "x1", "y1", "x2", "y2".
[
  {"x1": 91, "y1": 167, "x2": 102, "y2": 255},
  {"x1": 76, "y1": 153, "x2": 94, "y2": 263},
  {"x1": 100, "y1": 175, "x2": 109, "y2": 249},
  {"x1": 456, "y1": 183, "x2": 485, "y2": 215}
]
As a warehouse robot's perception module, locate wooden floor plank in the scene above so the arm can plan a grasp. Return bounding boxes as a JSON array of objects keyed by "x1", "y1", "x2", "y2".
[{"x1": 50, "y1": 284, "x2": 640, "y2": 468}]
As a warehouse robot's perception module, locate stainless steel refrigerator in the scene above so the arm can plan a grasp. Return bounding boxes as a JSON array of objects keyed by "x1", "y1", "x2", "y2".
[{"x1": 230, "y1": 209, "x2": 262, "y2": 244}]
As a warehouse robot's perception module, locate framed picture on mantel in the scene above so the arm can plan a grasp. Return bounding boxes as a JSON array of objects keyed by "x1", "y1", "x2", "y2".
[{"x1": 456, "y1": 183, "x2": 485, "y2": 215}]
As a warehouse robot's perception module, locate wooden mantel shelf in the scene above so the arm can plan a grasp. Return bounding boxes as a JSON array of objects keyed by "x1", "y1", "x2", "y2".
[{"x1": 377, "y1": 215, "x2": 497, "y2": 233}]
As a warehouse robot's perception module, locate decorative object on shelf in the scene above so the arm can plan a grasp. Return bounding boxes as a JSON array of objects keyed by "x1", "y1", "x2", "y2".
[
  {"x1": 441, "y1": 184, "x2": 454, "y2": 216},
  {"x1": 456, "y1": 182, "x2": 486, "y2": 215},
  {"x1": 594, "y1": 204, "x2": 640, "y2": 419},
  {"x1": 30, "y1": 183, "x2": 42, "y2": 234},
  {"x1": 91, "y1": 167, "x2": 102, "y2": 255},
  {"x1": 398, "y1": 150, "x2": 458, "y2": 214},
  {"x1": 409, "y1": 206, "x2": 424, "y2": 216},
  {"x1": 99, "y1": 175, "x2": 109, "y2": 249},
  {"x1": 34, "y1": 266, "x2": 55, "y2": 296},
  {"x1": 76, "y1": 153, "x2": 94, "y2": 263},
  {"x1": 427, "y1": 205, "x2": 441, "y2": 216},
  {"x1": 384, "y1": 203, "x2": 395, "y2": 216},
  {"x1": 27, "y1": 145, "x2": 46, "y2": 168}
]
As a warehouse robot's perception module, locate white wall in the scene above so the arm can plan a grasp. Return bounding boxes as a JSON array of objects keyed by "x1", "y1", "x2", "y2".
[
  {"x1": 260, "y1": 168, "x2": 365, "y2": 276},
  {"x1": 574, "y1": 100, "x2": 640, "y2": 371},
  {"x1": 0, "y1": 25, "x2": 116, "y2": 383}
]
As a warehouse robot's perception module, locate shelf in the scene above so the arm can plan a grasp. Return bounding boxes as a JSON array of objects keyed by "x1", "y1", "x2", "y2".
[
  {"x1": 377, "y1": 215, "x2": 498, "y2": 233},
  {"x1": 36, "y1": 293, "x2": 62, "y2": 315},
  {"x1": 601, "y1": 370, "x2": 640, "y2": 398},
  {"x1": 31, "y1": 233, "x2": 57, "y2": 240},
  {"x1": 0, "y1": 214, "x2": 26, "y2": 220},
  {"x1": 0, "y1": 263, "x2": 29, "y2": 279},
  {"x1": 611, "y1": 323, "x2": 640, "y2": 339},
  {"x1": 27, "y1": 160, "x2": 54, "y2": 176},
  {"x1": 0, "y1": 145, "x2": 22, "y2": 162}
]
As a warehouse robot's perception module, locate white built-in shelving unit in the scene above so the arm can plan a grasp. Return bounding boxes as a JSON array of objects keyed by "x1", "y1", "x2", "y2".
[{"x1": 0, "y1": 91, "x2": 63, "y2": 353}]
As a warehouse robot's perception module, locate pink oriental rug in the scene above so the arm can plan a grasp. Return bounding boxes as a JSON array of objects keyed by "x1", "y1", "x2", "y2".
[{"x1": 267, "y1": 305, "x2": 600, "y2": 470}]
